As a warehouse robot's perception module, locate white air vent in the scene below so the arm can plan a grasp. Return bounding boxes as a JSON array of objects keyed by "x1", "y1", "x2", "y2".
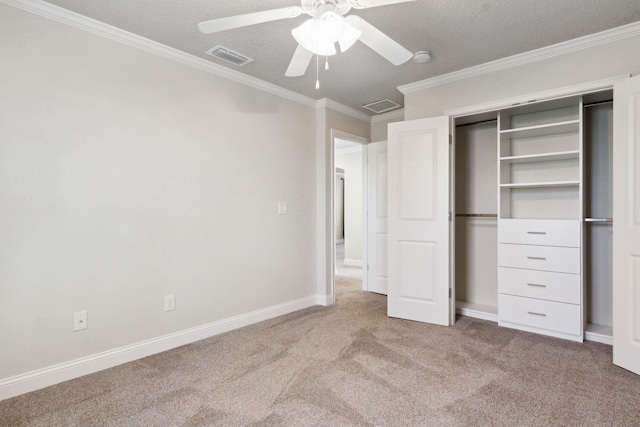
[
  {"x1": 363, "y1": 99, "x2": 401, "y2": 114},
  {"x1": 206, "y1": 45, "x2": 254, "y2": 66}
]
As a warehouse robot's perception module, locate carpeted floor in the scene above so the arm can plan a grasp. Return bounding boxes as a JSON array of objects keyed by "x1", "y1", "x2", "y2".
[{"x1": 2, "y1": 275, "x2": 640, "y2": 426}]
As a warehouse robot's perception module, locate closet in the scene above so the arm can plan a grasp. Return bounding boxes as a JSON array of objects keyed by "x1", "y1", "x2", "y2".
[
  {"x1": 454, "y1": 115, "x2": 498, "y2": 320},
  {"x1": 451, "y1": 90, "x2": 614, "y2": 343},
  {"x1": 387, "y1": 75, "x2": 640, "y2": 372},
  {"x1": 583, "y1": 93, "x2": 613, "y2": 342}
]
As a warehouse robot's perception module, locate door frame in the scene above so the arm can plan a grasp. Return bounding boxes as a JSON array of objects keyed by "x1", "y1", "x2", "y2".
[{"x1": 330, "y1": 129, "x2": 369, "y2": 301}]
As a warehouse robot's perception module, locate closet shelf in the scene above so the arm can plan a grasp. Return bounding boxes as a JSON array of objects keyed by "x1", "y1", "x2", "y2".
[
  {"x1": 500, "y1": 119, "x2": 580, "y2": 139},
  {"x1": 500, "y1": 180, "x2": 580, "y2": 189},
  {"x1": 500, "y1": 150, "x2": 580, "y2": 164}
]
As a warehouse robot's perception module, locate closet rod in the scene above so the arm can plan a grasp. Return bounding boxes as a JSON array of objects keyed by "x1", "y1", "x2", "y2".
[
  {"x1": 584, "y1": 100, "x2": 613, "y2": 108},
  {"x1": 455, "y1": 119, "x2": 497, "y2": 128},
  {"x1": 456, "y1": 213, "x2": 497, "y2": 218},
  {"x1": 584, "y1": 218, "x2": 613, "y2": 223}
]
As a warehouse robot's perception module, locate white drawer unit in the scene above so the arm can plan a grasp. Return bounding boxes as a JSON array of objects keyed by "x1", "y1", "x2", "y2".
[
  {"x1": 498, "y1": 219, "x2": 580, "y2": 247},
  {"x1": 498, "y1": 244, "x2": 581, "y2": 274},
  {"x1": 499, "y1": 294, "x2": 582, "y2": 339},
  {"x1": 499, "y1": 267, "x2": 581, "y2": 305}
]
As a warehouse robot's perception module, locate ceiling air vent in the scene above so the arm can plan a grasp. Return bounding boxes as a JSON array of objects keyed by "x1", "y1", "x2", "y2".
[
  {"x1": 363, "y1": 99, "x2": 401, "y2": 114},
  {"x1": 206, "y1": 45, "x2": 254, "y2": 66}
]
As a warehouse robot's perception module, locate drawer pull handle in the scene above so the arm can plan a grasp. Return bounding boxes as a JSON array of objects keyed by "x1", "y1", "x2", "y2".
[
  {"x1": 527, "y1": 231, "x2": 547, "y2": 235},
  {"x1": 527, "y1": 256, "x2": 546, "y2": 260},
  {"x1": 527, "y1": 311, "x2": 547, "y2": 317},
  {"x1": 527, "y1": 283, "x2": 547, "y2": 288}
]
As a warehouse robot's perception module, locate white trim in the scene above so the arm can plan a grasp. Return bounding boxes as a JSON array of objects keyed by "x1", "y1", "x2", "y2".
[
  {"x1": 585, "y1": 330, "x2": 613, "y2": 346},
  {"x1": 316, "y1": 294, "x2": 334, "y2": 306},
  {"x1": 0, "y1": 294, "x2": 319, "y2": 400},
  {"x1": 456, "y1": 307, "x2": 499, "y2": 323},
  {"x1": 444, "y1": 75, "x2": 629, "y2": 118},
  {"x1": 1, "y1": 0, "x2": 360, "y2": 112},
  {"x1": 371, "y1": 109, "x2": 404, "y2": 123},
  {"x1": 399, "y1": 22, "x2": 640, "y2": 94},
  {"x1": 343, "y1": 258, "x2": 363, "y2": 268},
  {"x1": 317, "y1": 99, "x2": 372, "y2": 123},
  {"x1": 585, "y1": 324, "x2": 613, "y2": 345}
]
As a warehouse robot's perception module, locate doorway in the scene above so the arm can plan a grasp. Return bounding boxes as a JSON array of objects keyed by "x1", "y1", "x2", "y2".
[{"x1": 334, "y1": 138, "x2": 364, "y2": 280}]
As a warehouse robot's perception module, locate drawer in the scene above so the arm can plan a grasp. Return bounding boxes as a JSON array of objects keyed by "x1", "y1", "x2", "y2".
[
  {"x1": 499, "y1": 267, "x2": 580, "y2": 304},
  {"x1": 499, "y1": 219, "x2": 580, "y2": 247},
  {"x1": 499, "y1": 294, "x2": 581, "y2": 336},
  {"x1": 498, "y1": 244, "x2": 580, "y2": 274}
]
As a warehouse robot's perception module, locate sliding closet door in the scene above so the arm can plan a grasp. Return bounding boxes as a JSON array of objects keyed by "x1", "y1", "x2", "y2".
[
  {"x1": 387, "y1": 117, "x2": 451, "y2": 325},
  {"x1": 613, "y1": 75, "x2": 640, "y2": 375}
]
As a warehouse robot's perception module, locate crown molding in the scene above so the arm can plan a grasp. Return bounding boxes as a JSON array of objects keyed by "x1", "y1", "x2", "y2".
[
  {"x1": 399, "y1": 21, "x2": 640, "y2": 94},
  {"x1": 1, "y1": 0, "x2": 323, "y2": 109},
  {"x1": 371, "y1": 108, "x2": 404, "y2": 123},
  {"x1": 317, "y1": 99, "x2": 372, "y2": 123}
]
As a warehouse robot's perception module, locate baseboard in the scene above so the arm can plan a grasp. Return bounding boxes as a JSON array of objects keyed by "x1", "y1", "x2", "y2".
[
  {"x1": 0, "y1": 294, "x2": 319, "y2": 401},
  {"x1": 316, "y1": 294, "x2": 334, "y2": 306},
  {"x1": 584, "y1": 323, "x2": 613, "y2": 345},
  {"x1": 343, "y1": 259, "x2": 362, "y2": 267}
]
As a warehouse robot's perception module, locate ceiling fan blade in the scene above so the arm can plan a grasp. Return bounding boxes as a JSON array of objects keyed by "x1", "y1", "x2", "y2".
[
  {"x1": 198, "y1": 7, "x2": 302, "y2": 34},
  {"x1": 346, "y1": 15, "x2": 412, "y2": 65},
  {"x1": 350, "y1": 0, "x2": 415, "y2": 9},
  {"x1": 286, "y1": 45, "x2": 313, "y2": 77}
]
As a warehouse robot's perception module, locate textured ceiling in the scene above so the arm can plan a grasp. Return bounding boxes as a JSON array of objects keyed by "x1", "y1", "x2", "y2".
[{"x1": 39, "y1": 0, "x2": 640, "y2": 115}]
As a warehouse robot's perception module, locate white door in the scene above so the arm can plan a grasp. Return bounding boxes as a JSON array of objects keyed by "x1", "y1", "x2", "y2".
[
  {"x1": 367, "y1": 141, "x2": 388, "y2": 294},
  {"x1": 387, "y1": 116, "x2": 451, "y2": 325},
  {"x1": 613, "y1": 75, "x2": 640, "y2": 375}
]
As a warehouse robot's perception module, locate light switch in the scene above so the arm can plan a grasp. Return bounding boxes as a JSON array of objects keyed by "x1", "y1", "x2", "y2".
[{"x1": 278, "y1": 202, "x2": 288, "y2": 215}]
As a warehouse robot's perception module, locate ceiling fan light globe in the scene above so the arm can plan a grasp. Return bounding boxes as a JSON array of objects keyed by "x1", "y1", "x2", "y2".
[
  {"x1": 314, "y1": 41, "x2": 338, "y2": 56},
  {"x1": 338, "y1": 22, "x2": 361, "y2": 52},
  {"x1": 318, "y1": 12, "x2": 344, "y2": 42},
  {"x1": 292, "y1": 18, "x2": 338, "y2": 56}
]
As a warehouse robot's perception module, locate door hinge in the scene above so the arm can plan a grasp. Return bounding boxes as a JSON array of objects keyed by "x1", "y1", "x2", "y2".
[
  {"x1": 449, "y1": 288, "x2": 452, "y2": 298},
  {"x1": 367, "y1": 264, "x2": 370, "y2": 271},
  {"x1": 448, "y1": 211, "x2": 452, "y2": 221},
  {"x1": 449, "y1": 134, "x2": 453, "y2": 145}
]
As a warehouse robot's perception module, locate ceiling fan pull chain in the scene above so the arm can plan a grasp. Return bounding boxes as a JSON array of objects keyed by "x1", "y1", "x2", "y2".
[
  {"x1": 316, "y1": 54, "x2": 320, "y2": 89},
  {"x1": 325, "y1": 56, "x2": 329, "y2": 70}
]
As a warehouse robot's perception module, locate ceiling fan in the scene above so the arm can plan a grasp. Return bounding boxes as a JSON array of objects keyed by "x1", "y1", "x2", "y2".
[{"x1": 198, "y1": 0, "x2": 415, "y2": 78}]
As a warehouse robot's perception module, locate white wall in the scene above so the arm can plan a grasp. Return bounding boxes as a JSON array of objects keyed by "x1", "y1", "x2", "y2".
[
  {"x1": 335, "y1": 149, "x2": 363, "y2": 265},
  {"x1": 370, "y1": 110, "x2": 404, "y2": 142},
  {"x1": 403, "y1": 32, "x2": 640, "y2": 119},
  {"x1": 0, "y1": 3, "x2": 318, "y2": 385}
]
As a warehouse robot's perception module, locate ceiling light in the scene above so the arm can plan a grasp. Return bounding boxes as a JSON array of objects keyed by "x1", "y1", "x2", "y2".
[{"x1": 292, "y1": 11, "x2": 361, "y2": 56}]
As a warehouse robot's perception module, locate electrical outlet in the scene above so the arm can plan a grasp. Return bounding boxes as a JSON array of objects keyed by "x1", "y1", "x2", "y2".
[
  {"x1": 73, "y1": 310, "x2": 87, "y2": 331},
  {"x1": 164, "y1": 294, "x2": 175, "y2": 312},
  {"x1": 278, "y1": 202, "x2": 288, "y2": 215}
]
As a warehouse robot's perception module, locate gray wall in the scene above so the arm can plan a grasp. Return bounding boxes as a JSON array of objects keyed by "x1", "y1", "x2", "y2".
[{"x1": 0, "y1": 4, "x2": 318, "y2": 380}]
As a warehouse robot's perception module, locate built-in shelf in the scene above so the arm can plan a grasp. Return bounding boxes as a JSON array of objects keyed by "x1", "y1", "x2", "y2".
[
  {"x1": 500, "y1": 150, "x2": 580, "y2": 164},
  {"x1": 500, "y1": 120, "x2": 580, "y2": 139},
  {"x1": 500, "y1": 180, "x2": 580, "y2": 189}
]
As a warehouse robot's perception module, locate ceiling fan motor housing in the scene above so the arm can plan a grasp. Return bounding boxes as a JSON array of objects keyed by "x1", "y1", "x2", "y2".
[{"x1": 302, "y1": 0, "x2": 352, "y2": 17}]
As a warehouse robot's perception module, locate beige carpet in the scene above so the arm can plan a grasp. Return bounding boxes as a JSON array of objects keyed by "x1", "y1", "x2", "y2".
[{"x1": 2, "y1": 275, "x2": 640, "y2": 426}]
